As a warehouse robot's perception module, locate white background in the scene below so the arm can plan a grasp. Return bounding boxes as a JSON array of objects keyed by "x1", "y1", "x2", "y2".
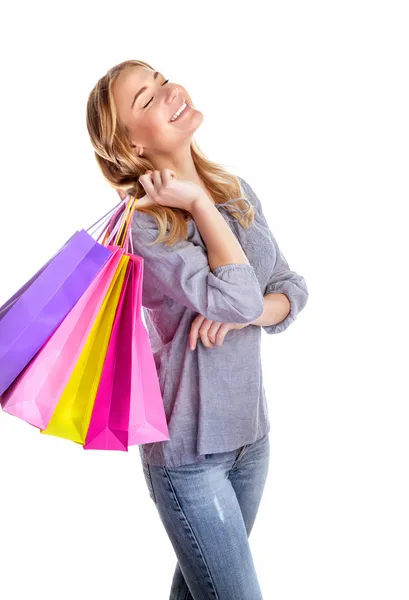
[{"x1": 0, "y1": 1, "x2": 408, "y2": 598}]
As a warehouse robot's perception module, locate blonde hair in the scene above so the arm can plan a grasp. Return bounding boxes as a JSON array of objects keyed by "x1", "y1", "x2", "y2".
[{"x1": 86, "y1": 59, "x2": 255, "y2": 247}]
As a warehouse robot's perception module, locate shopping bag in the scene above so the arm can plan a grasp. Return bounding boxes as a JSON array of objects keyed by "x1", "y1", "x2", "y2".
[
  {"x1": 0, "y1": 251, "x2": 55, "y2": 320},
  {"x1": 83, "y1": 259, "x2": 133, "y2": 450},
  {"x1": 0, "y1": 195, "x2": 129, "y2": 377},
  {"x1": 84, "y1": 254, "x2": 170, "y2": 450},
  {"x1": 1, "y1": 246, "x2": 124, "y2": 429},
  {"x1": 2, "y1": 191, "x2": 170, "y2": 451},
  {"x1": 85, "y1": 197, "x2": 170, "y2": 450},
  {"x1": 0, "y1": 230, "x2": 112, "y2": 395},
  {"x1": 127, "y1": 253, "x2": 170, "y2": 446},
  {"x1": 40, "y1": 254, "x2": 130, "y2": 445}
]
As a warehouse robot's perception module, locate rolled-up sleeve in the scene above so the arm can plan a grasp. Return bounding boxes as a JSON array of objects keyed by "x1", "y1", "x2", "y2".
[
  {"x1": 130, "y1": 213, "x2": 265, "y2": 324},
  {"x1": 238, "y1": 177, "x2": 309, "y2": 334},
  {"x1": 263, "y1": 235, "x2": 309, "y2": 334}
]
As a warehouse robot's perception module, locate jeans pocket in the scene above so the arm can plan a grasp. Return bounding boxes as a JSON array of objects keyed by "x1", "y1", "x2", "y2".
[{"x1": 142, "y1": 460, "x2": 157, "y2": 505}]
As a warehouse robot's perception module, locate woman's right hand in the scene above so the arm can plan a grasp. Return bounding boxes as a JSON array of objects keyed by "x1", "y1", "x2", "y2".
[{"x1": 116, "y1": 169, "x2": 209, "y2": 213}]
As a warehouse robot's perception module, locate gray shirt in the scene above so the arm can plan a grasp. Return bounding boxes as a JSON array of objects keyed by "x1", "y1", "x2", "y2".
[{"x1": 129, "y1": 176, "x2": 309, "y2": 467}]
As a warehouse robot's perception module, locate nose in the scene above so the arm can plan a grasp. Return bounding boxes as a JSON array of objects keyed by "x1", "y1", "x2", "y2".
[{"x1": 167, "y1": 88, "x2": 180, "y2": 105}]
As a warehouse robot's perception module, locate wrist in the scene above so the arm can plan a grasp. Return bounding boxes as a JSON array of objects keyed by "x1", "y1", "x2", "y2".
[{"x1": 189, "y1": 192, "x2": 214, "y2": 214}]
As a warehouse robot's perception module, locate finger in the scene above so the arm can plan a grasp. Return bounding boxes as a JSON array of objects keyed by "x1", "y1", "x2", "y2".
[
  {"x1": 162, "y1": 169, "x2": 177, "y2": 186},
  {"x1": 198, "y1": 318, "x2": 216, "y2": 349},
  {"x1": 214, "y1": 323, "x2": 231, "y2": 346},
  {"x1": 207, "y1": 321, "x2": 223, "y2": 345},
  {"x1": 152, "y1": 170, "x2": 163, "y2": 192},
  {"x1": 139, "y1": 172, "x2": 157, "y2": 203},
  {"x1": 189, "y1": 314, "x2": 206, "y2": 350}
]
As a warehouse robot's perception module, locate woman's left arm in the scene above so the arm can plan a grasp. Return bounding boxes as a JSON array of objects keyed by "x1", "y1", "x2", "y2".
[
  {"x1": 238, "y1": 176, "x2": 309, "y2": 334},
  {"x1": 249, "y1": 237, "x2": 309, "y2": 333}
]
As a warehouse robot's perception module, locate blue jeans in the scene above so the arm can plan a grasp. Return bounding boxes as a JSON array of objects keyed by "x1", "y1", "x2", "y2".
[{"x1": 141, "y1": 432, "x2": 270, "y2": 600}]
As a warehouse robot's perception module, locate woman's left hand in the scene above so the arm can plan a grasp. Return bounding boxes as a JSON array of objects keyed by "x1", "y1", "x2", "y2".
[{"x1": 189, "y1": 314, "x2": 248, "y2": 350}]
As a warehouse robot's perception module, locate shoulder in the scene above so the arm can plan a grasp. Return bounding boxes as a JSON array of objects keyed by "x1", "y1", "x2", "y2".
[
  {"x1": 130, "y1": 209, "x2": 198, "y2": 266},
  {"x1": 131, "y1": 208, "x2": 157, "y2": 230},
  {"x1": 130, "y1": 209, "x2": 162, "y2": 246},
  {"x1": 237, "y1": 175, "x2": 261, "y2": 211},
  {"x1": 237, "y1": 175, "x2": 257, "y2": 198}
]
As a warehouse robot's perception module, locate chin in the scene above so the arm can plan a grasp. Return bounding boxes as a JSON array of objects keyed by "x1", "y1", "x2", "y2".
[
  {"x1": 190, "y1": 108, "x2": 204, "y2": 128},
  {"x1": 179, "y1": 110, "x2": 204, "y2": 137}
]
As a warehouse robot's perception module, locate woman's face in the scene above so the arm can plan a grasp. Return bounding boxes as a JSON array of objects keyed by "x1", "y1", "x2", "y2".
[{"x1": 112, "y1": 66, "x2": 203, "y2": 158}]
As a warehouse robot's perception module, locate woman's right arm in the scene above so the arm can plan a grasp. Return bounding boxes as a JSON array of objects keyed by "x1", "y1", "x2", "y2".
[
  {"x1": 134, "y1": 169, "x2": 251, "y2": 272},
  {"x1": 130, "y1": 203, "x2": 264, "y2": 324},
  {"x1": 190, "y1": 193, "x2": 250, "y2": 272}
]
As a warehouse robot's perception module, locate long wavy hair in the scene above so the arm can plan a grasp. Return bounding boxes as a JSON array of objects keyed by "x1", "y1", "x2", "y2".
[{"x1": 86, "y1": 59, "x2": 255, "y2": 247}]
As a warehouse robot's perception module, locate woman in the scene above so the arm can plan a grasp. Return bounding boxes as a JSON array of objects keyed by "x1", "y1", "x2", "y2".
[{"x1": 86, "y1": 59, "x2": 308, "y2": 600}]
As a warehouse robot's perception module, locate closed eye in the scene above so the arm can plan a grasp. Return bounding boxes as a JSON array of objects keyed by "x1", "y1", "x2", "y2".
[{"x1": 143, "y1": 79, "x2": 169, "y2": 109}]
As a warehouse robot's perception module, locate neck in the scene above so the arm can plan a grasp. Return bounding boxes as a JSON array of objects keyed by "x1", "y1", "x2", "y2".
[{"x1": 148, "y1": 145, "x2": 208, "y2": 195}]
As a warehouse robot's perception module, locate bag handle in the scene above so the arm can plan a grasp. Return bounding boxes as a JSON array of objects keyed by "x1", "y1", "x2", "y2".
[
  {"x1": 85, "y1": 193, "x2": 140, "y2": 253},
  {"x1": 85, "y1": 195, "x2": 130, "y2": 237},
  {"x1": 102, "y1": 195, "x2": 137, "y2": 250}
]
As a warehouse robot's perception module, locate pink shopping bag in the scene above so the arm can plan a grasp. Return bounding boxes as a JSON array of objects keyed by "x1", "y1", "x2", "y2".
[{"x1": 127, "y1": 253, "x2": 170, "y2": 446}]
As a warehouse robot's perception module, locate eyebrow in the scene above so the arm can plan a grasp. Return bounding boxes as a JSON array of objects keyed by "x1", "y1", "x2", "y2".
[{"x1": 131, "y1": 71, "x2": 159, "y2": 109}]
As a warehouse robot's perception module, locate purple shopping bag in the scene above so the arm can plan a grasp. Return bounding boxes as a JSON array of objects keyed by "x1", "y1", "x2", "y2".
[
  {"x1": 0, "y1": 195, "x2": 129, "y2": 322},
  {"x1": 0, "y1": 217, "x2": 126, "y2": 396},
  {"x1": 0, "y1": 194, "x2": 134, "y2": 398}
]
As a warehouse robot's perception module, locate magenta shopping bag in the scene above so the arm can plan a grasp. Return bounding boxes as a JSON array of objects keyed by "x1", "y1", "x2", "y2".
[
  {"x1": 0, "y1": 230, "x2": 112, "y2": 395},
  {"x1": 85, "y1": 220, "x2": 170, "y2": 451},
  {"x1": 83, "y1": 260, "x2": 133, "y2": 450},
  {"x1": 1, "y1": 246, "x2": 124, "y2": 429}
]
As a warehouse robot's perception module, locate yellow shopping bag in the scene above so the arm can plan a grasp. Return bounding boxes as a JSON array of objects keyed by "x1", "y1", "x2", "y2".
[{"x1": 41, "y1": 255, "x2": 130, "y2": 445}]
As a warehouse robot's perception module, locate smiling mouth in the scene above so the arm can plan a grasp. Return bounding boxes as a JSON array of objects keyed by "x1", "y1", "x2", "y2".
[{"x1": 169, "y1": 100, "x2": 192, "y2": 122}]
